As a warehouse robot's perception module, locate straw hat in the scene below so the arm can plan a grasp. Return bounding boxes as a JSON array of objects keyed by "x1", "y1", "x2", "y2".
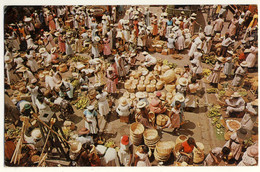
[
  {"x1": 162, "y1": 12, "x2": 168, "y2": 17},
  {"x1": 54, "y1": 32, "x2": 60, "y2": 37},
  {"x1": 191, "y1": 13, "x2": 197, "y2": 17},
  {"x1": 227, "y1": 50, "x2": 234, "y2": 55},
  {"x1": 119, "y1": 97, "x2": 129, "y2": 106},
  {"x1": 107, "y1": 67, "x2": 114, "y2": 71},
  {"x1": 251, "y1": 99, "x2": 258, "y2": 106},
  {"x1": 179, "y1": 77, "x2": 188, "y2": 86},
  {"x1": 142, "y1": 51, "x2": 149, "y2": 56},
  {"x1": 136, "y1": 92, "x2": 147, "y2": 99},
  {"x1": 181, "y1": 11, "x2": 185, "y2": 15},
  {"x1": 174, "y1": 93, "x2": 185, "y2": 102},
  {"x1": 217, "y1": 56, "x2": 226, "y2": 63},
  {"x1": 94, "y1": 36, "x2": 100, "y2": 42},
  {"x1": 124, "y1": 20, "x2": 129, "y2": 24},
  {"x1": 172, "y1": 26, "x2": 179, "y2": 31},
  {"x1": 240, "y1": 61, "x2": 248, "y2": 67},
  {"x1": 137, "y1": 101, "x2": 147, "y2": 109},
  {"x1": 175, "y1": 20, "x2": 181, "y2": 25},
  {"x1": 5, "y1": 56, "x2": 12, "y2": 63},
  {"x1": 231, "y1": 92, "x2": 241, "y2": 98},
  {"x1": 70, "y1": 140, "x2": 82, "y2": 153},
  {"x1": 236, "y1": 127, "x2": 251, "y2": 140},
  {"x1": 87, "y1": 105, "x2": 95, "y2": 110},
  {"x1": 142, "y1": 70, "x2": 149, "y2": 76},
  {"x1": 25, "y1": 35, "x2": 31, "y2": 40},
  {"x1": 247, "y1": 145, "x2": 258, "y2": 157},
  {"x1": 31, "y1": 128, "x2": 42, "y2": 140},
  {"x1": 51, "y1": 47, "x2": 57, "y2": 54},
  {"x1": 24, "y1": 17, "x2": 32, "y2": 22},
  {"x1": 39, "y1": 48, "x2": 46, "y2": 54},
  {"x1": 190, "y1": 17, "x2": 196, "y2": 20},
  {"x1": 244, "y1": 49, "x2": 251, "y2": 53}
]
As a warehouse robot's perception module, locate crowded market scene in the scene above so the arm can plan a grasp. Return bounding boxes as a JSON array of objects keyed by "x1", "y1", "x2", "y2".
[{"x1": 3, "y1": 4, "x2": 258, "y2": 167}]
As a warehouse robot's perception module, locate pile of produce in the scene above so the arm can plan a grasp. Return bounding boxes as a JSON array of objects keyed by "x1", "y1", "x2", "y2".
[
  {"x1": 217, "y1": 90, "x2": 226, "y2": 100},
  {"x1": 75, "y1": 97, "x2": 90, "y2": 109},
  {"x1": 163, "y1": 60, "x2": 177, "y2": 69},
  {"x1": 6, "y1": 127, "x2": 21, "y2": 139},
  {"x1": 207, "y1": 105, "x2": 221, "y2": 118},
  {"x1": 202, "y1": 69, "x2": 211, "y2": 77},
  {"x1": 71, "y1": 55, "x2": 88, "y2": 62},
  {"x1": 202, "y1": 55, "x2": 217, "y2": 65},
  {"x1": 207, "y1": 105, "x2": 224, "y2": 138},
  {"x1": 238, "y1": 88, "x2": 248, "y2": 97},
  {"x1": 104, "y1": 139, "x2": 116, "y2": 148},
  {"x1": 206, "y1": 88, "x2": 218, "y2": 94},
  {"x1": 71, "y1": 79, "x2": 80, "y2": 88}
]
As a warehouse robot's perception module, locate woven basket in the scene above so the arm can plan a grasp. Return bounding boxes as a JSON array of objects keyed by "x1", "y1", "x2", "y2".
[
  {"x1": 160, "y1": 69, "x2": 176, "y2": 84},
  {"x1": 156, "y1": 47, "x2": 163, "y2": 53},
  {"x1": 193, "y1": 142, "x2": 205, "y2": 163},
  {"x1": 148, "y1": 47, "x2": 156, "y2": 52},
  {"x1": 59, "y1": 64, "x2": 68, "y2": 73},
  {"x1": 137, "y1": 84, "x2": 146, "y2": 91},
  {"x1": 156, "y1": 114, "x2": 169, "y2": 126},
  {"x1": 154, "y1": 148, "x2": 171, "y2": 162},
  {"x1": 130, "y1": 123, "x2": 144, "y2": 146},
  {"x1": 176, "y1": 135, "x2": 187, "y2": 145},
  {"x1": 156, "y1": 141, "x2": 175, "y2": 155},
  {"x1": 143, "y1": 129, "x2": 160, "y2": 148}
]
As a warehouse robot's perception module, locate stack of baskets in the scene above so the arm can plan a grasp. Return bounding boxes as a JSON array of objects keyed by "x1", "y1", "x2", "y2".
[
  {"x1": 193, "y1": 142, "x2": 205, "y2": 163},
  {"x1": 156, "y1": 114, "x2": 169, "y2": 127},
  {"x1": 130, "y1": 123, "x2": 145, "y2": 146},
  {"x1": 154, "y1": 141, "x2": 175, "y2": 162},
  {"x1": 174, "y1": 135, "x2": 188, "y2": 157},
  {"x1": 143, "y1": 129, "x2": 160, "y2": 149}
]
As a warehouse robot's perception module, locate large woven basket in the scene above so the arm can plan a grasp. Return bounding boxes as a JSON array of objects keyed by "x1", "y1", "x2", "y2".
[
  {"x1": 143, "y1": 129, "x2": 160, "y2": 148},
  {"x1": 156, "y1": 141, "x2": 175, "y2": 156},
  {"x1": 156, "y1": 114, "x2": 169, "y2": 126},
  {"x1": 130, "y1": 123, "x2": 144, "y2": 146},
  {"x1": 154, "y1": 148, "x2": 171, "y2": 162},
  {"x1": 193, "y1": 142, "x2": 205, "y2": 163},
  {"x1": 175, "y1": 135, "x2": 187, "y2": 145}
]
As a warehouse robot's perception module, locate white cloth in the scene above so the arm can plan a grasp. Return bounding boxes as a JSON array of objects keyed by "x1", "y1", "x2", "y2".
[
  {"x1": 204, "y1": 25, "x2": 213, "y2": 36},
  {"x1": 27, "y1": 86, "x2": 39, "y2": 106},
  {"x1": 144, "y1": 54, "x2": 157, "y2": 67},
  {"x1": 240, "y1": 103, "x2": 257, "y2": 131},
  {"x1": 232, "y1": 66, "x2": 246, "y2": 87},
  {"x1": 135, "y1": 151, "x2": 151, "y2": 166},
  {"x1": 118, "y1": 142, "x2": 132, "y2": 166},
  {"x1": 96, "y1": 145, "x2": 120, "y2": 166},
  {"x1": 237, "y1": 151, "x2": 257, "y2": 166},
  {"x1": 225, "y1": 97, "x2": 245, "y2": 115},
  {"x1": 246, "y1": 47, "x2": 258, "y2": 68},
  {"x1": 96, "y1": 92, "x2": 110, "y2": 116},
  {"x1": 116, "y1": 104, "x2": 131, "y2": 116}
]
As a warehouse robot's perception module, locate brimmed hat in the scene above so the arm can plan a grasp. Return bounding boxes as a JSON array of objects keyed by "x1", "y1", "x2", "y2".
[
  {"x1": 121, "y1": 135, "x2": 129, "y2": 145},
  {"x1": 31, "y1": 128, "x2": 42, "y2": 140},
  {"x1": 191, "y1": 13, "x2": 197, "y2": 17},
  {"x1": 51, "y1": 47, "x2": 57, "y2": 54},
  {"x1": 136, "y1": 92, "x2": 147, "y2": 99},
  {"x1": 24, "y1": 17, "x2": 32, "y2": 22},
  {"x1": 244, "y1": 49, "x2": 251, "y2": 53},
  {"x1": 172, "y1": 26, "x2": 179, "y2": 31},
  {"x1": 5, "y1": 56, "x2": 12, "y2": 63},
  {"x1": 107, "y1": 67, "x2": 114, "y2": 71},
  {"x1": 190, "y1": 17, "x2": 196, "y2": 20},
  {"x1": 70, "y1": 140, "x2": 82, "y2": 153},
  {"x1": 217, "y1": 56, "x2": 226, "y2": 63},
  {"x1": 142, "y1": 51, "x2": 149, "y2": 56},
  {"x1": 236, "y1": 127, "x2": 251, "y2": 140},
  {"x1": 231, "y1": 92, "x2": 241, "y2": 98},
  {"x1": 39, "y1": 48, "x2": 46, "y2": 54},
  {"x1": 142, "y1": 70, "x2": 149, "y2": 76},
  {"x1": 247, "y1": 145, "x2": 258, "y2": 157},
  {"x1": 87, "y1": 105, "x2": 95, "y2": 110},
  {"x1": 240, "y1": 61, "x2": 248, "y2": 67},
  {"x1": 251, "y1": 99, "x2": 258, "y2": 106},
  {"x1": 179, "y1": 77, "x2": 188, "y2": 86},
  {"x1": 175, "y1": 20, "x2": 181, "y2": 25},
  {"x1": 174, "y1": 93, "x2": 185, "y2": 102},
  {"x1": 54, "y1": 32, "x2": 60, "y2": 37},
  {"x1": 162, "y1": 12, "x2": 168, "y2": 17},
  {"x1": 137, "y1": 101, "x2": 147, "y2": 108},
  {"x1": 119, "y1": 97, "x2": 128, "y2": 106},
  {"x1": 134, "y1": 16, "x2": 139, "y2": 19},
  {"x1": 227, "y1": 50, "x2": 234, "y2": 55},
  {"x1": 26, "y1": 35, "x2": 31, "y2": 40},
  {"x1": 24, "y1": 103, "x2": 32, "y2": 110},
  {"x1": 181, "y1": 11, "x2": 185, "y2": 15}
]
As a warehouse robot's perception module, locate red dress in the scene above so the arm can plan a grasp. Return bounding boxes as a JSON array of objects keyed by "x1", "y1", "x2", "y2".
[
  {"x1": 48, "y1": 15, "x2": 56, "y2": 31},
  {"x1": 152, "y1": 19, "x2": 158, "y2": 36},
  {"x1": 58, "y1": 35, "x2": 66, "y2": 53},
  {"x1": 182, "y1": 141, "x2": 195, "y2": 153},
  {"x1": 133, "y1": 20, "x2": 139, "y2": 37}
]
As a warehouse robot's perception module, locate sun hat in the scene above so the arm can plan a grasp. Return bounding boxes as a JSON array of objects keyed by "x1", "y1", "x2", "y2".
[
  {"x1": 236, "y1": 127, "x2": 251, "y2": 140},
  {"x1": 25, "y1": 35, "x2": 31, "y2": 40},
  {"x1": 54, "y1": 32, "x2": 60, "y2": 37},
  {"x1": 120, "y1": 97, "x2": 128, "y2": 106},
  {"x1": 175, "y1": 20, "x2": 181, "y2": 25},
  {"x1": 87, "y1": 105, "x2": 95, "y2": 110},
  {"x1": 121, "y1": 135, "x2": 129, "y2": 145},
  {"x1": 244, "y1": 49, "x2": 251, "y2": 53},
  {"x1": 181, "y1": 11, "x2": 185, "y2": 15},
  {"x1": 191, "y1": 13, "x2": 197, "y2": 17},
  {"x1": 142, "y1": 70, "x2": 149, "y2": 76},
  {"x1": 251, "y1": 99, "x2": 258, "y2": 106},
  {"x1": 31, "y1": 78, "x2": 37, "y2": 84},
  {"x1": 217, "y1": 56, "x2": 226, "y2": 63},
  {"x1": 51, "y1": 47, "x2": 57, "y2": 54},
  {"x1": 39, "y1": 48, "x2": 46, "y2": 54},
  {"x1": 24, "y1": 17, "x2": 32, "y2": 22},
  {"x1": 134, "y1": 16, "x2": 139, "y2": 19},
  {"x1": 231, "y1": 92, "x2": 241, "y2": 98},
  {"x1": 190, "y1": 17, "x2": 196, "y2": 20},
  {"x1": 150, "y1": 98, "x2": 160, "y2": 107},
  {"x1": 31, "y1": 128, "x2": 42, "y2": 140},
  {"x1": 247, "y1": 145, "x2": 258, "y2": 157},
  {"x1": 179, "y1": 77, "x2": 188, "y2": 86},
  {"x1": 137, "y1": 101, "x2": 147, "y2": 108},
  {"x1": 240, "y1": 61, "x2": 248, "y2": 67},
  {"x1": 70, "y1": 140, "x2": 82, "y2": 153},
  {"x1": 174, "y1": 93, "x2": 185, "y2": 102},
  {"x1": 142, "y1": 51, "x2": 149, "y2": 56},
  {"x1": 136, "y1": 92, "x2": 147, "y2": 99}
]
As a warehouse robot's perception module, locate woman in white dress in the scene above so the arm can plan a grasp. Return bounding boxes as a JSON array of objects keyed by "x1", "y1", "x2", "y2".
[
  {"x1": 96, "y1": 87, "x2": 110, "y2": 118},
  {"x1": 5, "y1": 56, "x2": 19, "y2": 85},
  {"x1": 118, "y1": 135, "x2": 133, "y2": 166},
  {"x1": 246, "y1": 46, "x2": 258, "y2": 69},
  {"x1": 92, "y1": 36, "x2": 100, "y2": 58},
  {"x1": 26, "y1": 51, "x2": 39, "y2": 73},
  {"x1": 232, "y1": 61, "x2": 248, "y2": 87},
  {"x1": 83, "y1": 105, "x2": 98, "y2": 134},
  {"x1": 207, "y1": 57, "x2": 225, "y2": 87},
  {"x1": 35, "y1": 94, "x2": 54, "y2": 118},
  {"x1": 27, "y1": 83, "x2": 39, "y2": 107},
  {"x1": 134, "y1": 145, "x2": 151, "y2": 166}
]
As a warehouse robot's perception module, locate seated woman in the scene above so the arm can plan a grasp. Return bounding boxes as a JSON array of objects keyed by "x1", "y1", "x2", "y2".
[
  {"x1": 162, "y1": 101, "x2": 182, "y2": 132},
  {"x1": 135, "y1": 101, "x2": 153, "y2": 128},
  {"x1": 185, "y1": 77, "x2": 200, "y2": 111},
  {"x1": 176, "y1": 137, "x2": 201, "y2": 165},
  {"x1": 134, "y1": 145, "x2": 151, "y2": 166},
  {"x1": 149, "y1": 98, "x2": 167, "y2": 115}
]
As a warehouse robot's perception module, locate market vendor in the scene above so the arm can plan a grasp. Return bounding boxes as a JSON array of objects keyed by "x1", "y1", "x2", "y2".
[
  {"x1": 162, "y1": 101, "x2": 182, "y2": 132},
  {"x1": 232, "y1": 61, "x2": 248, "y2": 87},
  {"x1": 116, "y1": 97, "x2": 131, "y2": 118},
  {"x1": 141, "y1": 51, "x2": 157, "y2": 70},
  {"x1": 207, "y1": 56, "x2": 225, "y2": 88},
  {"x1": 83, "y1": 105, "x2": 98, "y2": 135},
  {"x1": 135, "y1": 101, "x2": 152, "y2": 128},
  {"x1": 149, "y1": 98, "x2": 167, "y2": 115},
  {"x1": 118, "y1": 135, "x2": 134, "y2": 166},
  {"x1": 17, "y1": 100, "x2": 34, "y2": 118},
  {"x1": 204, "y1": 146, "x2": 231, "y2": 166},
  {"x1": 225, "y1": 92, "x2": 245, "y2": 117},
  {"x1": 240, "y1": 99, "x2": 258, "y2": 131},
  {"x1": 176, "y1": 77, "x2": 188, "y2": 96}
]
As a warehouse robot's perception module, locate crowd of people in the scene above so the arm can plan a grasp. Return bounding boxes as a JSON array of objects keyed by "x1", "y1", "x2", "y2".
[{"x1": 4, "y1": 5, "x2": 258, "y2": 167}]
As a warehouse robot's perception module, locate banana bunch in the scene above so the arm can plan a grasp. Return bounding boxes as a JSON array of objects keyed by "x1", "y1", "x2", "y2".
[
  {"x1": 202, "y1": 69, "x2": 211, "y2": 77},
  {"x1": 75, "y1": 97, "x2": 89, "y2": 109}
]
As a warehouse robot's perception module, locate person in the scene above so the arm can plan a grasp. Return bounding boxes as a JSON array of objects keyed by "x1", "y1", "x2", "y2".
[
  {"x1": 26, "y1": 82, "x2": 39, "y2": 108},
  {"x1": 176, "y1": 77, "x2": 188, "y2": 96},
  {"x1": 92, "y1": 36, "x2": 100, "y2": 58},
  {"x1": 136, "y1": 101, "x2": 153, "y2": 128},
  {"x1": 223, "y1": 55, "x2": 233, "y2": 80},
  {"x1": 144, "y1": 7, "x2": 151, "y2": 27},
  {"x1": 60, "y1": 98, "x2": 74, "y2": 120},
  {"x1": 96, "y1": 87, "x2": 110, "y2": 118},
  {"x1": 175, "y1": 30, "x2": 184, "y2": 53},
  {"x1": 118, "y1": 135, "x2": 134, "y2": 166},
  {"x1": 237, "y1": 142, "x2": 258, "y2": 166},
  {"x1": 26, "y1": 50, "x2": 39, "y2": 73},
  {"x1": 167, "y1": 33, "x2": 175, "y2": 54},
  {"x1": 106, "y1": 67, "x2": 117, "y2": 95},
  {"x1": 162, "y1": 101, "x2": 182, "y2": 132},
  {"x1": 245, "y1": 45, "x2": 258, "y2": 70},
  {"x1": 207, "y1": 57, "x2": 225, "y2": 88},
  {"x1": 188, "y1": 33, "x2": 204, "y2": 59},
  {"x1": 228, "y1": 15, "x2": 239, "y2": 36},
  {"x1": 176, "y1": 137, "x2": 201, "y2": 164},
  {"x1": 185, "y1": 77, "x2": 200, "y2": 110},
  {"x1": 58, "y1": 33, "x2": 66, "y2": 54},
  {"x1": 141, "y1": 52, "x2": 157, "y2": 70},
  {"x1": 225, "y1": 92, "x2": 245, "y2": 117},
  {"x1": 149, "y1": 98, "x2": 167, "y2": 115},
  {"x1": 116, "y1": 97, "x2": 131, "y2": 119},
  {"x1": 115, "y1": 52, "x2": 127, "y2": 80},
  {"x1": 83, "y1": 105, "x2": 98, "y2": 135},
  {"x1": 134, "y1": 145, "x2": 151, "y2": 166},
  {"x1": 232, "y1": 61, "x2": 248, "y2": 87},
  {"x1": 103, "y1": 35, "x2": 111, "y2": 58},
  {"x1": 204, "y1": 146, "x2": 231, "y2": 166},
  {"x1": 240, "y1": 99, "x2": 258, "y2": 131},
  {"x1": 223, "y1": 128, "x2": 251, "y2": 164},
  {"x1": 220, "y1": 33, "x2": 234, "y2": 57},
  {"x1": 91, "y1": 58, "x2": 105, "y2": 86},
  {"x1": 203, "y1": 21, "x2": 213, "y2": 54},
  {"x1": 58, "y1": 79, "x2": 74, "y2": 100},
  {"x1": 17, "y1": 100, "x2": 34, "y2": 118},
  {"x1": 35, "y1": 94, "x2": 54, "y2": 118},
  {"x1": 213, "y1": 14, "x2": 224, "y2": 35},
  {"x1": 5, "y1": 55, "x2": 19, "y2": 85},
  {"x1": 192, "y1": 50, "x2": 203, "y2": 78},
  {"x1": 152, "y1": 14, "x2": 158, "y2": 37}
]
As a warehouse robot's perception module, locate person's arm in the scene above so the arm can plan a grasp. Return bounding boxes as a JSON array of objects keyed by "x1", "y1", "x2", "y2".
[
  {"x1": 209, "y1": 151, "x2": 220, "y2": 164},
  {"x1": 134, "y1": 153, "x2": 139, "y2": 166},
  {"x1": 128, "y1": 145, "x2": 134, "y2": 166}
]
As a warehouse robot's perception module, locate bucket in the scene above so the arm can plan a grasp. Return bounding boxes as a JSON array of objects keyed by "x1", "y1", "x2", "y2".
[
  {"x1": 156, "y1": 114, "x2": 169, "y2": 127},
  {"x1": 130, "y1": 123, "x2": 144, "y2": 146},
  {"x1": 175, "y1": 135, "x2": 188, "y2": 145},
  {"x1": 143, "y1": 129, "x2": 160, "y2": 149}
]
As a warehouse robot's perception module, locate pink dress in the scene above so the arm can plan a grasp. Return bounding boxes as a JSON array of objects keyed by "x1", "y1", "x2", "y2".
[
  {"x1": 48, "y1": 15, "x2": 56, "y2": 32},
  {"x1": 111, "y1": 63, "x2": 118, "y2": 84},
  {"x1": 58, "y1": 36, "x2": 66, "y2": 53},
  {"x1": 229, "y1": 18, "x2": 238, "y2": 36},
  {"x1": 106, "y1": 70, "x2": 117, "y2": 93},
  {"x1": 103, "y1": 38, "x2": 111, "y2": 55}
]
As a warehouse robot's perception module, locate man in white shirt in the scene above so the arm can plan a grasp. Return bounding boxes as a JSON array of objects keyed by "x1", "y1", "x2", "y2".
[{"x1": 213, "y1": 14, "x2": 224, "y2": 35}]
